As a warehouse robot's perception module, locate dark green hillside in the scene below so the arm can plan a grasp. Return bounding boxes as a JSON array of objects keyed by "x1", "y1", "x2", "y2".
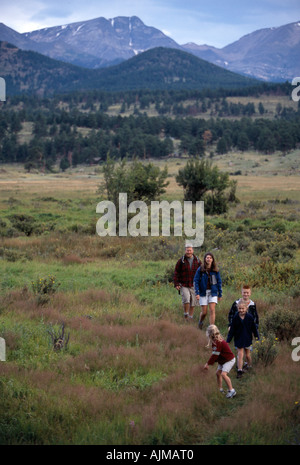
[
  {"x1": 0, "y1": 42, "x2": 258, "y2": 96},
  {"x1": 94, "y1": 47, "x2": 258, "y2": 91},
  {"x1": 0, "y1": 41, "x2": 97, "y2": 96}
]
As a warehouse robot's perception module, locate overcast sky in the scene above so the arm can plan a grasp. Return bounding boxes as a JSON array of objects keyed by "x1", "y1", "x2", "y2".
[{"x1": 2, "y1": 0, "x2": 300, "y2": 48}]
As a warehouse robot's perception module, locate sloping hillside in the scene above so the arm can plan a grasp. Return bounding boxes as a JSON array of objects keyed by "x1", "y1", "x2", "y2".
[{"x1": 0, "y1": 42, "x2": 257, "y2": 96}]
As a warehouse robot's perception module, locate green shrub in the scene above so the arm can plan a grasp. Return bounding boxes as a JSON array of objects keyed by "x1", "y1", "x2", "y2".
[
  {"x1": 9, "y1": 214, "x2": 37, "y2": 236},
  {"x1": 31, "y1": 275, "x2": 60, "y2": 296},
  {"x1": 31, "y1": 275, "x2": 60, "y2": 305},
  {"x1": 250, "y1": 259, "x2": 298, "y2": 291},
  {"x1": 215, "y1": 220, "x2": 230, "y2": 230},
  {"x1": 252, "y1": 333, "x2": 279, "y2": 366},
  {"x1": 161, "y1": 264, "x2": 175, "y2": 283},
  {"x1": 254, "y1": 241, "x2": 267, "y2": 255},
  {"x1": 273, "y1": 222, "x2": 286, "y2": 234},
  {"x1": 0, "y1": 247, "x2": 32, "y2": 262},
  {"x1": 237, "y1": 238, "x2": 250, "y2": 251},
  {"x1": 261, "y1": 308, "x2": 300, "y2": 341}
]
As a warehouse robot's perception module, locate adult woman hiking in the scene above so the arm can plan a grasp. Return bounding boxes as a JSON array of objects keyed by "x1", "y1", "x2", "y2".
[{"x1": 194, "y1": 252, "x2": 222, "y2": 328}]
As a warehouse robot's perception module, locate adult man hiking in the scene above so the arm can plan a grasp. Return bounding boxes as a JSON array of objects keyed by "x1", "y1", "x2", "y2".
[{"x1": 173, "y1": 245, "x2": 201, "y2": 321}]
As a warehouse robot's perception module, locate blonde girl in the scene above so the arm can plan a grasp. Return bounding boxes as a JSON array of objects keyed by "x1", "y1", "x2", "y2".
[{"x1": 204, "y1": 325, "x2": 236, "y2": 398}]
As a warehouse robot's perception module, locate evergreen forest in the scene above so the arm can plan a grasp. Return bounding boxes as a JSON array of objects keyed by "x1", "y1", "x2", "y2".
[{"x1": 0, "y1": 82, "x2": 299, "y2": 171}]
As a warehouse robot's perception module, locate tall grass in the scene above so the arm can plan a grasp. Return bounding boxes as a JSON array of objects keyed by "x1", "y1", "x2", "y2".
[
  {"x1": 0, "y1": 166, "x2": 299, "y2": 444},
  {"x1": 207, "y1": 348, "x2": 300, "y2": 445},
  {"x1": 0, "y1": 266, "x2": 299, "y2": 444}
]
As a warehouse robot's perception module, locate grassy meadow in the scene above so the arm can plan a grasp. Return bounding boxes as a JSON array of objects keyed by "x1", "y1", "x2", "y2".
[{"x1": 0, "y1": 152, "x2": 299, "y2": 445}]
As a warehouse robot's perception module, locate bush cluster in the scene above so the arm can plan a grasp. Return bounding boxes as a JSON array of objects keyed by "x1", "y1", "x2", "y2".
[
  {"x1": 261, "y1": 308, "x2": 300, "y2": 341},
  {"x1": 252, "y1": 334, "x2": 279, "y2": 367},
  {"x1": 31, "y1": 275, "x2": 60, "y2": 305}
]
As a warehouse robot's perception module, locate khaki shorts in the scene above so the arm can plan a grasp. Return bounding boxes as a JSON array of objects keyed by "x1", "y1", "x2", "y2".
[{"x1": 180, "y1": 286, "x2": 198, "y2": 306}]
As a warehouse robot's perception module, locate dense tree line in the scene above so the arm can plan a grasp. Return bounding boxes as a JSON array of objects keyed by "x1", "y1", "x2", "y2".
[
  {"x1": 6, "y1": 81, "x2": 293, "y2": 112},
  {"x1": 0, "y1": 84, "x2": 299, "y2": 169}
]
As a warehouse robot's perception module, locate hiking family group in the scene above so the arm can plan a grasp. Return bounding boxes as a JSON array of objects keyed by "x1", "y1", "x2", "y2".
[{"x1": 173, "y1": 245, "x2": 260, "y2": 399}]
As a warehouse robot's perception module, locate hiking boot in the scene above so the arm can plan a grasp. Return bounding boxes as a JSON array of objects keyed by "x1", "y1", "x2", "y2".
[
  {"x1": 198, "y1": 320, "x2": 204, "y2": 330},
  {"x1": 244, "y1": 363, "x2": 252, "y2": 372},
  {"x1": 237, "y1": 370, "x2": 243, "y2": 379},
  {"x1": 226, "y1": 389, "x2": 236, "y2": 398}
]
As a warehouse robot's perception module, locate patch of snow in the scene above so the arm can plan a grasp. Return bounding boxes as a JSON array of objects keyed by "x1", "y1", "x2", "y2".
[
  {"x1": 162, "y1": 29, "x2": 171, "y2": 37},
  {"x1": 133, "y1": 49, "x2": 144, "y2": 55},
  {"x1": 110, "y1": 18, "x2": 114, "y2": 27},
  {"x1": 61, "y1": 25, "x2": 67, "y2": 30},
  {"x1": 73, "y1": 24, "x2": 84, "y2": 35}
]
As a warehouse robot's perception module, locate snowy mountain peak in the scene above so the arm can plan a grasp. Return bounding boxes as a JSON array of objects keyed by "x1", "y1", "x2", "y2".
[{"x1": 0, "y1": 17, "x2": 299, "y2": 80}]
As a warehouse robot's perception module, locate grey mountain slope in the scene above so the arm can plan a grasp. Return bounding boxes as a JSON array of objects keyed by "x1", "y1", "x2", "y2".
[
  {"x1": 23, "y1": 16, "x2": 182, "y2": 68},
  {"x1": 0, "y1": 16, "x2": 299, "y2": 81},
  {"x1": 182, "y1": 21, "x2": 300, "y2": 81}
]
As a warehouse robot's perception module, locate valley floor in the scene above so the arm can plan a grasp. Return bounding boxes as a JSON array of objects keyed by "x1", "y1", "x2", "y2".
[{"x1": 0, "y1": 159, "x2": 299, "y2": 445}]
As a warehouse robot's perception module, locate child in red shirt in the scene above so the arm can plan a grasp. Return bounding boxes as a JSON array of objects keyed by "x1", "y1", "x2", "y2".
[{"x1": 204, "y1": 324, "x2": 236, "y2": 398}]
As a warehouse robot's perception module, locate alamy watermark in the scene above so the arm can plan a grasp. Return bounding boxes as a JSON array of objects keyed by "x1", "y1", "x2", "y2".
[
  {"x1": 0, "y1": 77, "x2": 6, "y2": 102},
  {"x1": 291, "y1": 337, "x2": 300, "y2": 362},
  {"x1": 291, "y1": 77, "x2": 300, "y2": 102},
  {"x1": 96, "y1": 193, "x2": 204, "y2": 247}
]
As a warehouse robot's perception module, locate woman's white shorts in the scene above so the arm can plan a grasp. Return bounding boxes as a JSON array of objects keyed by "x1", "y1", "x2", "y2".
[{"x1": 199, "y1": 290, "x2": 218, "y2": 306}]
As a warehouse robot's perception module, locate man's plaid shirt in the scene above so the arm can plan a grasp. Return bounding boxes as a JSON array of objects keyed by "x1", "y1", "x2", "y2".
[{"x1": 173, "y1": 255, "x2": 201, "y2": 288}]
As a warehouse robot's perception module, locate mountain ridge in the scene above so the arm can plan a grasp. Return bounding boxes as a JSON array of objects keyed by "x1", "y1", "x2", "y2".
[
  {"x1": 17, "y1": 16, "x2": 181, "y2": 68},
  {"x1": 0, "y1": 41, "x2": 257, "y2": 96},
  {"x1": 182, "y1": 21, "x2": 300, "y2": 81},
  {"x1": 0, "y1": 16, "x2": 299, "y2": 82}
]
